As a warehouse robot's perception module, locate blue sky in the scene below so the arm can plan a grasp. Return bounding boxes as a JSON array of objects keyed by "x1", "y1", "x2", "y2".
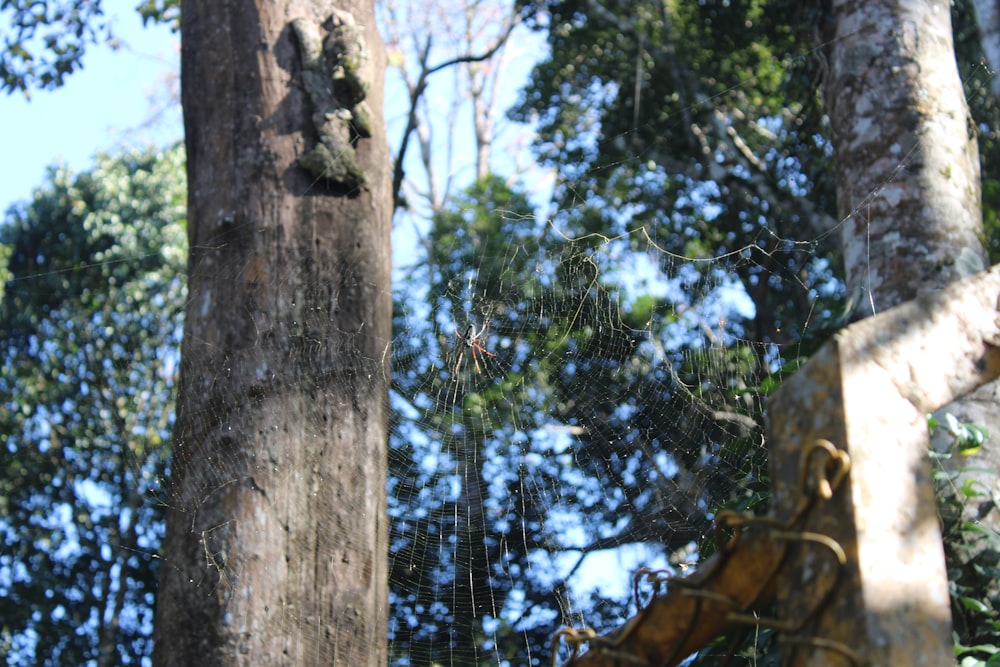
[
  {"x1": 0, "y1": 2, "x2": 547, "y2": 222},
  {"x1": 0, "y1": 0, "x2": 182, "y2": 215}
]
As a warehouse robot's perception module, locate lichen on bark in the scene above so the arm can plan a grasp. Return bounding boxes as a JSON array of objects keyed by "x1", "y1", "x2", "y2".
[{"x1": 291, "y1": 9, "x2": 374, "y2": 190}]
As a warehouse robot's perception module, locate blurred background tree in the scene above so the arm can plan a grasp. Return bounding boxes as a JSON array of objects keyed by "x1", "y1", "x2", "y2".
[{"x1": 0, "y1": 146, "x2": 185, "y2": 665}]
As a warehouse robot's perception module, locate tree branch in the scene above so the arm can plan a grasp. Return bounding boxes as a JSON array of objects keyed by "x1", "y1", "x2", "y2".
[{"x1": 391, "y1": 15, "x2": 519, "y2": 209}]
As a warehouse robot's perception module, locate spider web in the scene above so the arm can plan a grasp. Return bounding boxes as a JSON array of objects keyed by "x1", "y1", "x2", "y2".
[
  {"x1": 386, "y1": 197, "x2": 817, "y2": 666},
  {"x1": 380, "y1": 6, "x2": 995, "y2": 663}
]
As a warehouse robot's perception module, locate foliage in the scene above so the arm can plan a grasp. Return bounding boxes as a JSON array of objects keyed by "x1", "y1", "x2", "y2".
[
  {"x1": 0, "y1": 0, "x2": 181, "y2": 95},
  {"x1": 389, "y1": 176, "x2": 554, "y2": 664},
  {"x1": 0, "y1": 0, "x2": 113, "y2": 94},
  {"x1": 0, "y1": 145, "x2": 186, "y2": 665},
  {"x1": 136, "y1": 0, "x2": 180, "y2": 31},
  {"x1": 931, "y1": 417, "x2": 1000, "y2": 667},
  {"x1": 512, "y1": 0, "x2": 845, "y2": 350},
  {"x1": 930, "y1": 413, "x2": 990, "y2": 457},
  {"x1": 386, "y1": 1, "x2": 849, "y2": 662},
  {"x1": 490, "y1": 0, "x2": 1000, "y2": 662},
  {"x1": 387, "y1": 165, "x2": 771, "y2": 664}
]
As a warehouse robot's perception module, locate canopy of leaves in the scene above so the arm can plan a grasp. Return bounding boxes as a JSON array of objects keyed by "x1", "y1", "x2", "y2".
[
  {"x1": 0, "y1": 0, "x2": 181, "y2": 95},
  {"x1": 385, "y1": 2, "x2": 843, "y2": 662},
  {"x1": 0, "y1": 145, "x2": 186, "y2": 664},
  {"x1": 1, "y1": 0, "x2": 112, "y2": 94},
  {"x1": 511, "y1": 0, "x2": 845, "y2": 353},
  {"x1": 135, "y1": 0, "x2": 178, "y2": 31},
  {"x1": 387, "y1": 172, "x2": 770, "y2": 664},
  {"x1": 386, "y1": 0, "x2": 1000, "y2": 663}
]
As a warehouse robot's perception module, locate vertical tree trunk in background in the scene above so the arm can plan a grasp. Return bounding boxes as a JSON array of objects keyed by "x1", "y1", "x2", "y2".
[
  {"x1": 823, "y1": 0, "x2": 986, "y2": 319},
  {"x1": 770, "y1": 2, "x2": 986, "y2": 664},
  {"x1": 153, "y1": 0, "x2": 391, "y2": 665}
]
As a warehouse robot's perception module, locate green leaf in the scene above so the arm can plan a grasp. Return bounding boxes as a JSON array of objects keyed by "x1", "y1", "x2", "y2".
[{"x1": 961, "y1": 596, "x2": 991, "y2": 613}]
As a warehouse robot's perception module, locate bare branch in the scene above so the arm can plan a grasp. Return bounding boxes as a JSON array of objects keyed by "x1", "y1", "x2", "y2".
[{"x1": 390, "y1": 9, "x2": 520, "y2": 209}]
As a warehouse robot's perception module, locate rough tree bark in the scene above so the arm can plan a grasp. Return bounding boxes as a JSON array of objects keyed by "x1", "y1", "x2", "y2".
[
  {"x1": 768, "y1": 1, "x2": 988, "y2": 664},
  {"x1": 822, "y1": 0, "x2": 986, "y2": 319},
  {"x1": 152, "y1": 1, "x2": 391, "y2": 665}
]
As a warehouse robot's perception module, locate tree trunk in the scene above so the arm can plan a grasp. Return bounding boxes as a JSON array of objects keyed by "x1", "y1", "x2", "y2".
[
  {"x1": 153, "y1": 1, "x2": 391, "y2": 665},
  {"x1": 822, "y1": 0, "x2": 986, "y2": 319},
  {"x1": 767, "y1": 1, "x2": 989, "y2": 664}
]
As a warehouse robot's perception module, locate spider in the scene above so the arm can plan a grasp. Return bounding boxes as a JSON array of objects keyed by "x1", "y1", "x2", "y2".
[{"x1": 453, "y1": 322, "x2": 496, "y2": 374}]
